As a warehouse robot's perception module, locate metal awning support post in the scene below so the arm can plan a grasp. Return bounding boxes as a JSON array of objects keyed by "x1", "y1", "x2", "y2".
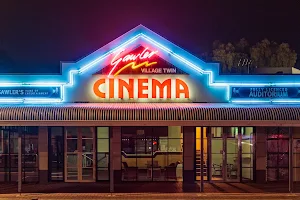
[
  {"x1": 18, "y1": 130, "x2": 22, "y2": 193},
  {"x1": 109, "y1": 130, "x2": 114, "y2": 193},
  {"x1": 200, "y1": 127, "x2": 204, "y2": 192},
  {"x1": 289, "y1": 127, "x2": 293, "y2": 193}
]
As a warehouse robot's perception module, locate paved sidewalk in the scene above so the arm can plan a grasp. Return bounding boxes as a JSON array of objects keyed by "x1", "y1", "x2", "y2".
[
  {"x1": 0, "y1": 193, "x2": 300, "y2": 200},
  {"x1": 0, "y1": 182, "x2": 295, "y2": 193}
]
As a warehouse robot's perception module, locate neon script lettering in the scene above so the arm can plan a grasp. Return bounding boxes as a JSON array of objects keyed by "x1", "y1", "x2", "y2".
[{"x1": 108, "y1": 48, "x2": 158, "y2": 77}]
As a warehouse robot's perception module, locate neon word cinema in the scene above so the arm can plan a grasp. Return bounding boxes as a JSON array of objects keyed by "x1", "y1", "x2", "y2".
[
  {"x1": 93, "y1": 78, "x2": 190, "y2": 99},
  {"x1": 108, "y1": 48, "x2": 158, "y2": 77}
]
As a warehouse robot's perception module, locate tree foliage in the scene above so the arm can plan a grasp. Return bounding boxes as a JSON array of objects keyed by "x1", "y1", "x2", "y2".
[
  {"x1": 211, "y1": 38, "x2": 298, "y2": 74},
  {"x1": 212, "y1": 38, "x2": 250, "y2": 73}
]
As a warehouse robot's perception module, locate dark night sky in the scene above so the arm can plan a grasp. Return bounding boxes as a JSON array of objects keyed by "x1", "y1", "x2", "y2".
[{"x1": 0, "y1": 0, "x2": 299, "y2": 73}]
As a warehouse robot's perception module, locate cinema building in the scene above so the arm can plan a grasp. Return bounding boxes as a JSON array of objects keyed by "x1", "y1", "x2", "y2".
[{"x1": 0, "y1": 25, "x2": 300, "y2": 191}]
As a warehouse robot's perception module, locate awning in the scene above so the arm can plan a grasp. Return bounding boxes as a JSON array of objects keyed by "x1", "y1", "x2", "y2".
[{"x1": 0, "y1": 103, "x2": 300, "y2": 126}]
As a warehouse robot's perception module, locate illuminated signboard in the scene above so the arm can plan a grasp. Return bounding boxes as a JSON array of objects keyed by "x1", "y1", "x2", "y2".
[
  {"x1": 92, "y1": 46, "x2": 191, "y2": 101},
  {"x1": 109, "y1": 47, "x2": 158, "y2": 76},
  {"x1": 0, "y1": 86, "x2": 61, "y2": 98},
  {"x1": 93, "y1": 77, "x2": 190, "y2": 99},
  {"x1": 96, "y1": 46, "x2": 184, "y2": 76},
  {"x1": 231, "y1": 87, "x2": 300, "y2": 99}
]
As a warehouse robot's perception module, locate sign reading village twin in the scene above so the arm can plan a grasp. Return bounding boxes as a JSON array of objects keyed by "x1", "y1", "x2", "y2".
[
  {"x1": 0, "y1": 87, "x2": 61, "y2": 98},
  {"x1": 231, "y1": 87, "x2": 300, "y2": 99}
]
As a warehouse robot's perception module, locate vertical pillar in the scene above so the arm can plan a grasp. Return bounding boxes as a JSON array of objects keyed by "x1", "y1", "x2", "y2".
[
  {"x1": 200, "y1": 127, "x2": 204, "y2": 192},
  {"x1": 110, "y1": 127, "x2": 121, "y2": 185},
  {"x1": 38, "y1": 126, "x2": 48, "y2": 183},
  {"x1": 18, "y1": 133, "x2": 22, "y2": 193},
  {"x1": 289, "y1": 127, "x2": 293, "y2": 193},
  {"x1": 183, "y1": 126, "x2": 195, "y2": 184},
  {"x1": 255, "y1": 127, "x2": 267, "y2": 183}
]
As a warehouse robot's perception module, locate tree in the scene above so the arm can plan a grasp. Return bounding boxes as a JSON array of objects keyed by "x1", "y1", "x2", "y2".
[
  {"x1": 212, "y1": 42, "x2": 236, "y2": 73},
  {"x1": 212, "y1": 39, "x2": 251, "y2": 73},
  {"x1": 250, "y1": 39, "x2": 297, "y2": 68},
  {"x1": 276, "y1": 43, "x2": 297, "y2": 68}
]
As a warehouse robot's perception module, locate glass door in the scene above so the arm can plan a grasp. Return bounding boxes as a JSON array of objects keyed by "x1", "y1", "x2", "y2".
[
  {"x1": 65, "y1": 127, "x2": 95, "y2": 182},
  {"x1": 210, "y1": 127, "x2": 225, "y2": 181},
  {"x1": 209, "y1": 127, "x2": 240, "y2": 182},
  {"x1": 226, "y1": 127, "x2": 240, "y2": 182}
]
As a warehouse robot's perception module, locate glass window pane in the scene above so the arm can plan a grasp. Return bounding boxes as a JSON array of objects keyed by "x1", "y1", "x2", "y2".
[
  {"x1": 67, "y1": 168, "x2": 78, "y2": 180},
  {"x1": 9, "y1": 138, "x2": 18, "y2": 154},
  {"x1": 228, "y1": 127, "x2": 238, "y2": 138},
  {"x1": 82, "y1": 139, "x2": 94, "y2": 152},
  {"x1": 242, "y1": 168, "x2": 253, "y2": 180},
  {"x1": 168, "y1": 139, "x2": 182, "y2": 152},
  {"x1": 23, "y1": 138, "x2": 38, "y2": 154},
  {"x1": 67, "y1": 154, "x2": 77, "y2": 168},
  {"x1": 97, "y1": 127, "x2": 109, "y2": 138},
  {"x1": 51, "y1": 168, "x2": 63, "y2": 181},
  {"x1": 66, "y1": 127, "x2": 78, "y2": 138},
  {"x1": 136, "y1": 139, "x2": 146, "y2": 154},
  {"x1": 267, "y1": 168, "x2": 277, "y2": 181},
  {"x1": 122, "y1": 138, "x2": 135, "y2": 154},
  {"x1": 97, "y1": 139, "x2": 109, "y2": 152},
  {"x1": 278, "y1": 140, "x2": 288, "y2": 152},
  {"x1": 82, "y1": 168, "x2": 93, "y2": 180},
  {"x1": 278, "y1": 153, "x2": 288, "y2": 167},
  {"x1": 121, "y1": 126, "x2": 183, "y2": 182},
  {"x1": 242, "y1": 139, "x2": 253, "y2": 153},
  {"x1": 97, "y1": 153, "x2": 109, "y2": 168},
  {"x1": 211, "y1": 139, "x2": 223, "y2": 154},
  {"x1": 211, "y1": 127, "x2": 222, "y2": 138},
  {"x1": 82, "y1": 153, "x2": 93, "y2": 168},
  {"x1": 227, "y1": 139, "x2": 238, "y2": 154},
  {"x1": 82, "y1": 127, "x2": 94, "y2": 138},
  {"x1": 137, "y1": 157, "x2": 152, "y2": 181},
  {"x1": 278, "y1": 168, "x2": 289, "y2": 181},
  {"x1": 267, "y1": 140, "x2": 278, "y2": 152},
  {"x1": 267, "y1": 154, "x2": 278, "y2": 167},
  {"x1": 50, "y1": 127, "x2": 64, "y2": 181},
  {"x1": 67, "y1": 139, "x2": 77, "y2": 152},
  {"x1": 24, "y1": 168, "x2": 38, "y2": 182},
  {"x1": 242, "y1": 154, "x2": 253, "y2": 167},
  {"x1": 211, "y1": 154, "x2": 223, "y2": 180},
  {"x1": 9, "y1": 155, "x2": 18, "y2": 168},
  {"x1": 168, "y1": 126, "x2": 181, "y2": 138}
]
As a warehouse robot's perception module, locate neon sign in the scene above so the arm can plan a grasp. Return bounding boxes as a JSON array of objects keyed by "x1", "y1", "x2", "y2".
[
  {"x1": 3, "y1": 25, "x2": 300, "y2": 104},
  {"x1": 108, "y1": 48, "x2": 158, "y2": 77},
  {"x1": 93, "y1": 77, "x2": 190, "y2": 99}
]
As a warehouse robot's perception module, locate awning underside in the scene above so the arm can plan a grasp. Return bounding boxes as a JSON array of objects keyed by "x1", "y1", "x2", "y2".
[{"x1": 0, "y1": 103, "x2": 300, "y2": 121}]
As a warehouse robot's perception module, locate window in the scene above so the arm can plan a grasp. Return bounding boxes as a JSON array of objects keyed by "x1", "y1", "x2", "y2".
[
  {"x1": 97, "y1": 127, "x2": 109, "y2": 181},
  {"x1": 49, "y1": 127, "x2": 64, "y2": 181},
  {"x1": 121, "y1": 126, "x2": 183, "y2": 181},
  {"x1": 0, "y1": 127, "x2": 38, "y2": 183},
  {"x1": 241, "y1": 127, "x2": 254, "y2": 181},
  {"x1": 267, "y1": 127, "x2": 289, "y2": 181}
]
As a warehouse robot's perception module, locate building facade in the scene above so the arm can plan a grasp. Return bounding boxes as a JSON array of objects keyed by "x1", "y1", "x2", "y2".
[{"x1": 0, "y1": 25, "x2": 300, "y2": 191}]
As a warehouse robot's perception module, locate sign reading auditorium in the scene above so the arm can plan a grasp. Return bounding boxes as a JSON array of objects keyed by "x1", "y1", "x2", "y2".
[{"x1": 231, "y1": 87, "x2": 300, "y2": 99}]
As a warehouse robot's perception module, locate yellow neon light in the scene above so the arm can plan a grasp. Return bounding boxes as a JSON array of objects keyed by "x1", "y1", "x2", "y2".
[{"x1": 113, "y1": 61, "x2": 157, "y2": 76}]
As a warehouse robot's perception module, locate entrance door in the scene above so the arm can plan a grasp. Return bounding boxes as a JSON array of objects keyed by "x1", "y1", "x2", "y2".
[
  {"x1": 210, "y1": 127, "x2": 240, "y2": 182},
  {"x1": 65, "y1": 127, "x2": 96, "y2": 182}
]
